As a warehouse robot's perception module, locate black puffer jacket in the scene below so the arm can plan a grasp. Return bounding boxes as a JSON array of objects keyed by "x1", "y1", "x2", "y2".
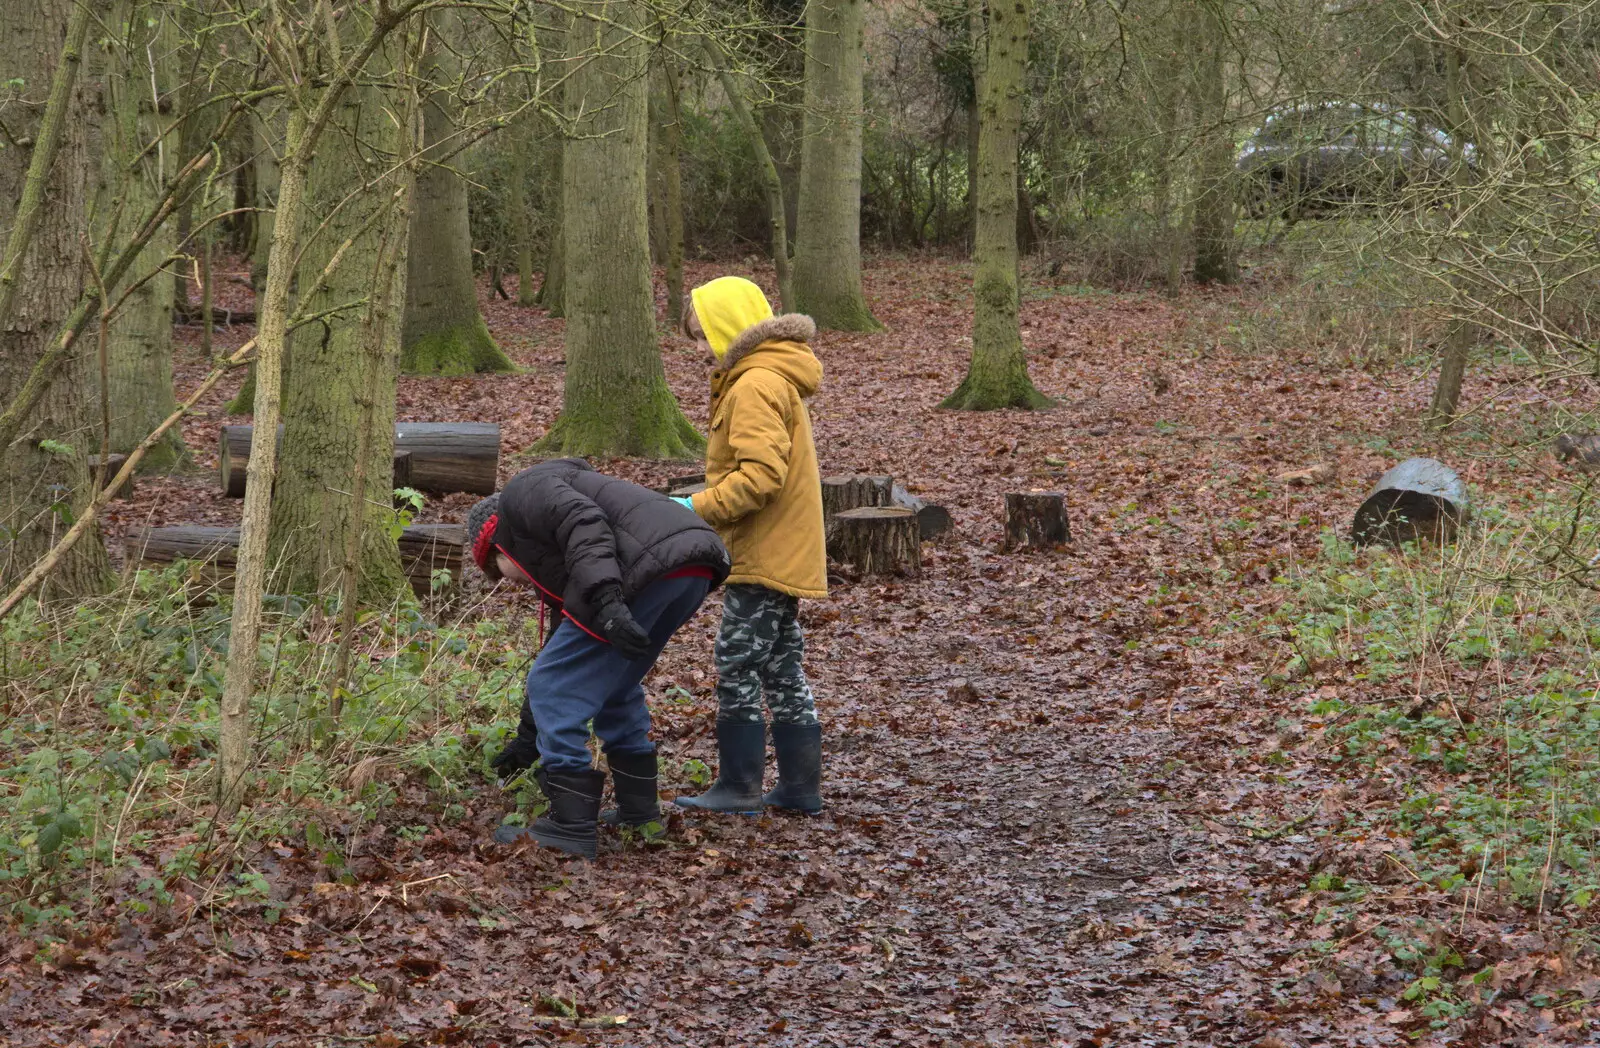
[{"x1": 493, "y1": 459, "x2": 730, "y2": 636}]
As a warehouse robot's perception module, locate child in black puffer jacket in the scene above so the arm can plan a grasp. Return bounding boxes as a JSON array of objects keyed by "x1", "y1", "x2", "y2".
[{"x1": 466, "y1": 458, "x2": 730, "y2": 859}]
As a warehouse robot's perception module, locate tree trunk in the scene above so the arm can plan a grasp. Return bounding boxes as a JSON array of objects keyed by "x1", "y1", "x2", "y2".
[
  {"x1": 536, "y1": 129, "x2": 566, "y2": 316},
  {"x1": 400, "y1": 10, "x2": 510, "y2": 375},
  {"x1": 509, "y1": 116, "x2": 538, "y2": 307},
  {"x1": 533, "y1": 0, "x2": 701, "y2": 459},
  {"x1": 965, "y1": 94, "x2": 980, "y2": 256},
  {"x1": 94, "y1": 1, "x2": 186, "y2": 469},
  {"x1": 0, "y1": 0, "x2": 112, "y2": 598},
  {"x1": 269, "y1": 43, "x2": 412, "y2": 600},
  {"x1": 229, "y1": 98, "x2": 284, "y2": 416},
  {"x1": 1190, "y1": 0, "x2": 1236, "y2": 285},
  {"x1": 709, "y1": 42, "x2": 794, "y2": 313},
  {"x1": 827, "y1": 507, "x2": 921, "y2": 576},
  {"x1": 1003, "y1": 491, "x2": 1070, "y2": 550},
  {"x1": 651, "y1": 59, "x2": 687, "y2": 329},
  {"x1": 792, "y1": 0, "x2": 882, "y2": 332},
  {"x1": 1429, "y1": 40, "x2": 1473, "y2": 429},
  {"x1": 943, "y1": 0, "x2": 1050, "y2": 412}
]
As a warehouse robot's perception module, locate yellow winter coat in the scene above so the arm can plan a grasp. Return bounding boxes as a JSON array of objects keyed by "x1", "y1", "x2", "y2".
[{"x1": 688, "y1": 311, "x2": 828, "y2": 599}]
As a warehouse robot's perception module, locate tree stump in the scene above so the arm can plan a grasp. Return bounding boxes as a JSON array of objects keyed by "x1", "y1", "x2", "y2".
[
  {"x1": 891, "y1": 483, "x2": 952, "y2": 541},
  {"x1": 391, "y1": 450, "x2": 413, "y2": 492},
  {"x1": 1003, "y1": 492, "x2": 1070, "y2": 550},
  {"x1": 87, "y1": 454, "x2": 133, "y2": 500},
  {"x1": 125, "y1": 523, "x2": 465, "y2": 597},
  {"x1": 821, "y1": 474, "x2": 893, "y2": 523},
  {"x1": 220, "y1": 422, "x2": 498, "y2": 497},
  {"x1": 827, "y1": 507, "x2": 921, "y2": 576}
]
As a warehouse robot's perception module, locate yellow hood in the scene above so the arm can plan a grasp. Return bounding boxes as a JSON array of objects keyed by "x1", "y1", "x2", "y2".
[{"x1": 690, "y1": 277, "x2": 774, "y2": 360}]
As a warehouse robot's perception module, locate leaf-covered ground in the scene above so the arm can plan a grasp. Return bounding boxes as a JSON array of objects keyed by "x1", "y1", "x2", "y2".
[{"x1": 10, "y1": 257, "x2": 1599, "y2": 1045}]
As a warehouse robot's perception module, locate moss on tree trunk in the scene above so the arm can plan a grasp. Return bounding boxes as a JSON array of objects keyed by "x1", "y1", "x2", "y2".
[
  {"x1": 268, "y1": 39, "x2": 411, "y2": 601},
  {"x1": 942, "y1": 0, "x2": 1050, "y2": 412},
  {"x1": 401, "y1": 10, "x2": 511, "y2": 376},
  {"x1": 0, "y1": 0, "x2": 111, "y2": 596},
  {"x1": 533, "y1": 0, "x2": 701, "y2": 460},
  {"x1": 792, "y1": 0, "x2": 883, "y2": 333},
  {"x1": 94, "y1": 0, "x2": 186, "y2": 469}
]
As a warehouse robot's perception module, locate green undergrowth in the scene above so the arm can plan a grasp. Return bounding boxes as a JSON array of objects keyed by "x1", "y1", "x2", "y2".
[
  {"x1": 1272, "y1": 496, "x2": 1600, "y2": 926},
  {"x1": 0, "y1": 568, "x2": 531, "y2": 932}
]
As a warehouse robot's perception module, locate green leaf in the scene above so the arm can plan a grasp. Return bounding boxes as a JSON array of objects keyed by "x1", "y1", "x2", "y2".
[{"x1": 36, "y1": 822, "x2": 61, "y2": 856}]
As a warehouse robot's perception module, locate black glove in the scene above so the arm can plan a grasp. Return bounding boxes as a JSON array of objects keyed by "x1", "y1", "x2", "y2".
[
  {"x1": 594, "y1": 585, "x2": 651, "y2": 660},
  {"x1": 490, "y1": 704, "x2": 541, "y2": 778}
]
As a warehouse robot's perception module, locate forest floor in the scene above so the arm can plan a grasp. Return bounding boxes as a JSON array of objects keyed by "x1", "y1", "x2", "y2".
[{"x1": 10, "y1": 255, "x2": 1600, "y2": 1046}]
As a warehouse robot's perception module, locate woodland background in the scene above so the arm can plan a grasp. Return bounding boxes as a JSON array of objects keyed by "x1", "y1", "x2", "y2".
[{"x1": 2, "y1": 0, "x2": 1600, "y2": 1044}]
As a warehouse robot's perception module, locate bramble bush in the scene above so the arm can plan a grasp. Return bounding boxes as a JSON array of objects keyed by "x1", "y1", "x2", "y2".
[{"x1": 0, "y1": 567, "x2": 533, "y2": 931}]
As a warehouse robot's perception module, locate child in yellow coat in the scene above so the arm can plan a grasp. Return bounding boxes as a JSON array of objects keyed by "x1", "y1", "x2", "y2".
[{"x1": 674, "y1": 277, "x2": 826, "y2": 815}]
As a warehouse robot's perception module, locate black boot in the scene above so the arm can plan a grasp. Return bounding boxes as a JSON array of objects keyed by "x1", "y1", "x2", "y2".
[
  {"x1": 493, "y1": 767, "x2": 604, "y2": 860},
  {"x1": 489, "y1": 702, "x2": 542, "y2": 781},
  {"x1": 599, "y1": 750, "x2": 663, "y2": 836},
  {"x1": 763, "y1": 721, "x2": 823, "y2": 814},
  {"x1": 674, "y1": 719, "x2": 766, "y2": 813}
]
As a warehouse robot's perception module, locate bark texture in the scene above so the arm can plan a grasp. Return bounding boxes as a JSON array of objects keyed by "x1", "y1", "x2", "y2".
[
  {"x1": 649, "y1": 60, "x2": 686, "y2": 328},
  {"x1": 1189, "y1": 0, "x2": 1237, "y2": 285},
  {"x1": 0, "y1": 0, "x2": 112, "y2": 597},
  {"x1": 792, "y1": 0, "x2": 882, "y2": 332},
  {"x1": 943, "y1": 0, "x2": 1050, "y2": 411},
  {"x1": 268, "y1": 47, "x2": 412, "y2": 600},
  {"x1": 533, "y1": 0, "x2": 700, "y2": 459},
  {"x1": 401, "y1": 10, "x2": 511, "y2": 375},
  {"x1": 95, "y1": 1, "x2": 185, "y2": 468}
]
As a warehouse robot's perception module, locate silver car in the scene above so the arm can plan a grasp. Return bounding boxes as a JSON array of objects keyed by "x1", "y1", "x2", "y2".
[{"x1": 1236, "y1": 102, "x2": 1474, "y2": 217}]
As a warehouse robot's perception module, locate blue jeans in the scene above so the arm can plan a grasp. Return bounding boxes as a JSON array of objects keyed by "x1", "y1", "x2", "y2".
[{"x1": 524, "y1": 574, "x2": 712, "y2": 771}]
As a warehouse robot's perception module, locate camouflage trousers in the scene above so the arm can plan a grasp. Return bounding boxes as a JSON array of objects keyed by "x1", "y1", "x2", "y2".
[{"x1": 715, "y1": 584, "x2": 819, "y2": 725}]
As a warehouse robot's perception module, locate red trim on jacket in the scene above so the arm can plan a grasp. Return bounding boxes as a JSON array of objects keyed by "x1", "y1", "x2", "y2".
[
  {"x1": 562, "y1": 610, "x2": 609, "y2": 643},
  {"x1": 663, "y1": 565, "x2": 716, "y2": 582}
]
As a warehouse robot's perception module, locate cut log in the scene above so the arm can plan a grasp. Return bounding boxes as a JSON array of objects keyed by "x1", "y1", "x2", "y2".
[
  {"x1": 393, "y1": 422, "x2": 500, "y2": 495},
  {"x1": 87, "y1": 454, "x2": 133, "y2": 500},
  {"x1": 175, "y1": 304, "x2": 256, "y2": 326},
  {"x1": 891, "y1": 483, "x2": 952, "y2": 541},
  {"x1": 827, "y1": 506, "x2": 921, "y2": 576},
  {"x1": 219, "y1": 422, "x2": 499, "y2": 497},
  {"x1": 1003, "y1": 492, "x2": 1070, "y2": 551},
  {"x1": 1555, "y1": 434, "x2": 1600, "y2": 471},
  {"x1": 1352, "y1": 457, "x2": 1468, "y2": 546},
  {"x1": 821, "y1": 474, "x2": 893, "y2": 523},
  {"x1": 125, "y1": 523, "x2": 465, "y2": 597},
  {"x1": 661, "y1": 471, "x2": 705, "y2": 493}
]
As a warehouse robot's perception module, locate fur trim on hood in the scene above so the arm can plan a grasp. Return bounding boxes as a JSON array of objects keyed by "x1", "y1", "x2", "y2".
[{"x1": 720, "y1": 313, "x2": 817, "y2": 371}]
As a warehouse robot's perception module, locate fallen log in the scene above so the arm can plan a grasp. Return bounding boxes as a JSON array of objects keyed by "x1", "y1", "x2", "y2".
[
  {"x1": 219, "y1": 422, "x2": 498, "y2": 497},
  {"x1": 174, "y1": 304, "x2": 255, "y2": 326},
  {"x1": 125, "y1": 523, "x2": 465, "y2": 597},
  {"x1": 1352, "y1": 458, "x2": 1468, "y2": 546},
  {"x1": 1003, "y1": 492, "x2": 1070, "y2": 551},
  {"x1": 655, "y1": 471, "x2": 706, "y2": 495},
  {"x1": 827, "y1": 506, "x2": 921, "y2": 577},
  {"x1": 891, "y1": 483, "x2": 952, "y2": 541},
  {"x1": 821, "y1": 475, "x2": 893, "y2": 523}
]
